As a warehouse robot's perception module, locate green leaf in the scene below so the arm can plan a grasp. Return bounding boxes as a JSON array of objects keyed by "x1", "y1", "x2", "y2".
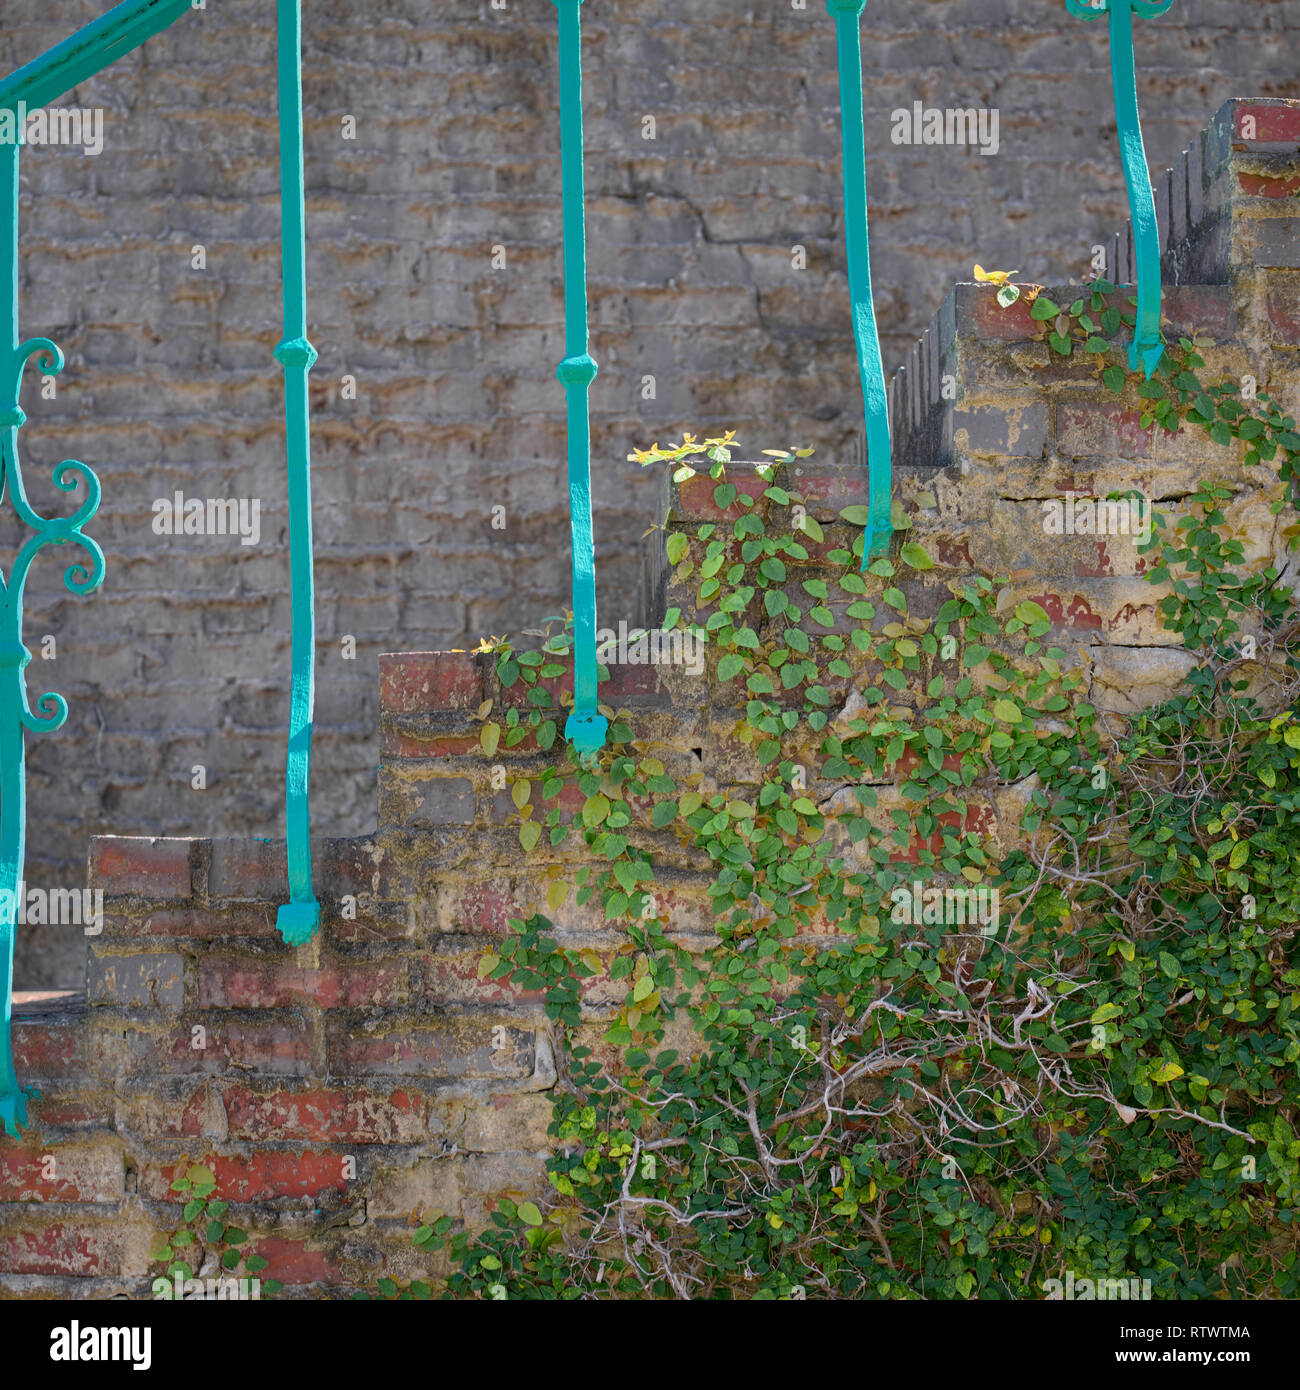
[
  {"x1": 993, "y1": 699, "x2": 1022, "y2": 724},
  {"x1": 900, "y1": 541, "x2": 934, "y2": 571},
  {"x1": 518, "y1": 1202, "x2": 543, "y2": 1228}
]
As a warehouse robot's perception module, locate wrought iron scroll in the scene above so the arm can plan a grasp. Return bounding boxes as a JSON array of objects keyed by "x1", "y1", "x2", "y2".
[
  {"x1": 827, "y1": 0, "x2": 892, "y2": 565},
  {"x1": 0, "y1": 139, "x2": 105, "y2": 1136},
  {"x1": 551, "y1": 0, "x2": 606, "y2": 756},
  {"x1": 273, "y1": 0, "x2": 321, "y2": 945},
  {"x1": 0, "y1": 0, "x2": 194, "y2": 1137},
  {"x1": 1066, "y1": 0, "x2": 1174, "y2": 378}
]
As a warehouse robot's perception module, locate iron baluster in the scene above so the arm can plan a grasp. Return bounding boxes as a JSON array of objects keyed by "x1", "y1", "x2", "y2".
[
  {"x1": 274, "y1": 0, "x2": 321, "y2": 945},
  {"x1": 551, "y1": 0, "x2": 606, "y2": 757},
  {"x1": 827, "y1": 0, "x2": 892, "y2": 566},
  {"x1": 1066, "y1": 0, "x2": 1174, "y2": 378}
]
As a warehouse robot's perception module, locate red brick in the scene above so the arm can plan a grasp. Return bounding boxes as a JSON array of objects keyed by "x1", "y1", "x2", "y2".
[
  {"x1": 12, "y1": 1020, "x2": 85, "y2": 1079},
  {"x1": 0, "y1": 1143, "x2": 123, "y2": 1202},
  {"x1": 142, "y1": 1152, "x2": 348, "y2": 1203},
  {"x1": 1162, "y1": 284, "x2": 1237, "y2": 340},
  {"x1": 197, "y1": 958, "x2": 408, "y2": 1009},
  {"x1": 672, "y1": 464, "x2": 772, "y2": 522},
  {"x1": 0, "y1": 1221, "x2": 122, "y2": 1276},
  {"x1": 1233, "y1": 102, "x2": 1300, "y2": 147},
  {"x1": 90, "y1": 837, "x2": 195, "y2": 900},
  {"x1": 1238, "y1": 171, "x2": 1300, "y2": 200},
  {"x1": 380, "y1": 652, "x2": 484, "y2": 714},
  {"x1": 969, "y1": 285, "x2": 1039, "y2": 340},
  {"x1": 600, "y1": 661, "x2": 670, "y2": 703},
  {"x1": 380, "y1": 727, "x2": 481, "y2": 759},
  {"x1": 207, "y1": 839, "x2": 287, "y2": 900},
  {"x1": 1056, "y1": 404, "x2": 1154, "y2": 458},
  {"x1": 122, "y1": 1018, "x2": 314, "y2": 1075},
  {"x1": 245, "y1": 1234, "x2": 340, "y2": 1286},
  {"x1": 221, "y1": 1085, "x2": 427, "y2": 1143},
  {"x1": 791, "y1": 466, "x2": 869, "y2": 522},
  {"x1": 496, "y1": 670, "x2": 569, "y2": 713},
  {"x1": 446, "y1": 880, "x2": 525, "y2": 934},
  {"x1": 28, "y1": 1093, "x2": 114, "y2": 1129}
]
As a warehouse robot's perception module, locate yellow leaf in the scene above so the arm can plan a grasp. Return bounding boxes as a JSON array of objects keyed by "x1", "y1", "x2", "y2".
[
  {"x1": 519, "y1": 821, "x2": 541, "y2": 853},
  {"x1": 1117, "y1": 938, "x2": 1135, "y2": 961},
  {"x1": 578, "y1": 947, "x2": 601, "y2": 974},
  {"x1": 477, "y1": 953, "x2": 500, "y2": 980},
  {"x1": 633, "y1": 974, "x2": 655, "y2": 1003},
  {"x1": 547, "y1": 880, "x2": 569, "y2": 912},
  {"x1": 476, "y1": 699, "x2": 493, "y2": 720},
  {"x1": 480, "y1": 723, "x2": 500, "y2": 756},
  {"x1": 1229, "y1": 840, "x2": 1249, "y2": 870},
  {"x1": 511, "y1": 779, "x2": 531, "y2": 809},
  {"x1": 1150, "y1": 1060, "x2": 1185, "y2": 1085}
]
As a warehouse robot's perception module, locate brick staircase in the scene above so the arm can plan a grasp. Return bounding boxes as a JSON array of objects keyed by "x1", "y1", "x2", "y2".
[{"x1": 2, "y1": 97, "x2": 1298, "y2": 1296}]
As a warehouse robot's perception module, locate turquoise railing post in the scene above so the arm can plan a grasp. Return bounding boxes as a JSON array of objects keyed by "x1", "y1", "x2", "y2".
[
  {"x1": 0, "y1": 135, "x2": 106, "y2": 1137},
  {"x1": 273, "y1": 0, "x2": 321, "y2": 945},
  {"x1": 551, "y1": 0, "x2": 606, "y2": 758},
  {"x1": 0, "y1": 0, "x2": 197, "y2": 1138},
  {"x1": 1066, "y1": 0, "x2": 1174, "y2": 378},
  {"x1": 827, "y1": 0, "x2": 892, "y2": 567}
]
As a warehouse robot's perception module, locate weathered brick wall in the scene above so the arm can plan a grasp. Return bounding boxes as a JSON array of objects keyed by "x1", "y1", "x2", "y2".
[
  {"x1": 1, "y1": 97, "x2": 1296, "y2": 1296},
  {"x1": 3, "y1": 1, "x2": 1298, "y2": 988}
]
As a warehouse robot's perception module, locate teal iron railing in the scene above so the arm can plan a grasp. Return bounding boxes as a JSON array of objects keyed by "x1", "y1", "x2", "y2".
[
  {"x1": 827, "y1": 0, "x2": 892, "y2": 566},
  {"x1": 1066, "y1": 0, "x2": 1174, "y2": 378},
  {"x1": 0, "y1": 0, "x2": 327, "y2": 1128},
  {"x1": 551, "y1": 0, "x2": 606, "y2": 756},
  {"x1": 273, "y1": 0, "x2": 321, "y2": 945},
  {"x1": 0, "y1": 0, "x2": 197, "y2": 1137}
]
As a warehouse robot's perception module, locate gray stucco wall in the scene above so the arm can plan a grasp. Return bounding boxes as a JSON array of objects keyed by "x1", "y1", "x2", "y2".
[{"x1": 3, "y1": 0, "x2": 1297, "y2": 984}]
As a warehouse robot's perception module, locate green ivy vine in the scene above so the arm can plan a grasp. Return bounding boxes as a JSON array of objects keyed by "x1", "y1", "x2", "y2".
[{"x1": 395, "y1": 293, "x2": 1300, "y2": 1300}]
